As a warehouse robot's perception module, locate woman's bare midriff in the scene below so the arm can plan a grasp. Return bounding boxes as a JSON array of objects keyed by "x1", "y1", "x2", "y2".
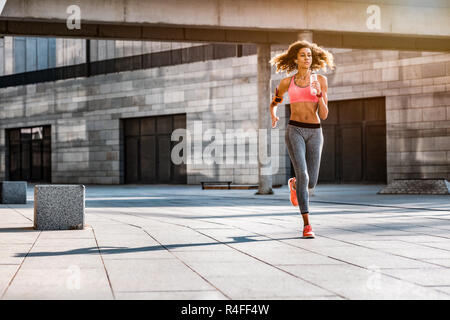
[{"x1": 289, "y1": 101, "x2": 320, "y2": 124}]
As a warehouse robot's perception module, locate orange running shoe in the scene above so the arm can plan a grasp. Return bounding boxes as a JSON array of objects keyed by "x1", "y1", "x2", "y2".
[
  {"x1": 303, "y1": 225, "x2": 315, "y2": 239},
  {"x1": 288, "y1": 177, "x2": 298, "y2": 206}
]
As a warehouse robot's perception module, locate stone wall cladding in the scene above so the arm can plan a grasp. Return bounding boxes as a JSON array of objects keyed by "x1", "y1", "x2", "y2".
[
  {"x1": 0, "y1": 53, "x2": 289, "y2": 185},
  {"x1": 0, "y1": 47, "x2": 449, "y2": 185},
  {"x1": 327, "y1": 49, "x2": 450, "y2": 184}
]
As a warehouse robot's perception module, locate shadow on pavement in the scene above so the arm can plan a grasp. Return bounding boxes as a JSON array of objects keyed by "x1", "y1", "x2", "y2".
[
  {"x1": 84, "y1": 197, "x2": 289, "y2": 208},
  {"x1": 14, "y1": 235, "x2": 300, "y2": 258},
  {"x1": 0, "y1": 227, "x2": 35, "y2": 233}
]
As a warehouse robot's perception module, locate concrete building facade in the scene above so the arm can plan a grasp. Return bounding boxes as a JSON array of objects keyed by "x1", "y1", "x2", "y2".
[{"x1": 0, "y1": 36, "x2": 449, "y2": 185}]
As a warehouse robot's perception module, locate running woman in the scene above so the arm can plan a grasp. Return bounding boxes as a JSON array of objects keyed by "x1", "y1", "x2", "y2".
[{"x1": 269, "y1": 40, "x2": 335, "y2": 238}]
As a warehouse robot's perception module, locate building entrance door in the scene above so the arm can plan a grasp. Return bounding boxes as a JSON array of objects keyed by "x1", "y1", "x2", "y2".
[
  {"x1": 319, "y1": 97, "x2": 387, "y2": 183},
  {"x1": 123, "y1": 114, "x2": 187, "y2": 184},
  {"x1": 287, "y1": 97, "x2": 386, "y2": 184}
]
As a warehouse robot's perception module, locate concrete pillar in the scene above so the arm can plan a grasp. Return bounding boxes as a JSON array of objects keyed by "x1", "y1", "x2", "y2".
[
  {"x1": 4, "y1": 36, "x2": 13, "y2": 75},
  {"x1": 0, "y1": 37, "x2": 4, "y2": 76},
  {"x1": 256, "y1": 44, "x2": 273, "y2": 195},
  {"x1": 298, "y1": 31, "x2": 313, "y2": 42}
]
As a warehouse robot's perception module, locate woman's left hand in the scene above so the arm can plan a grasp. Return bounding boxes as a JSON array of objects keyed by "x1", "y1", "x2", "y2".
[{"x1": 311, "y1": 80, "x2": 321, "y2": 95}]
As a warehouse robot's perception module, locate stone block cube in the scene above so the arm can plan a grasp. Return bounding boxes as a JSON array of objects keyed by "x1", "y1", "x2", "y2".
[
  {"x1": 0, "y1": 181, "x2": 27, "y2": 204},
  {"x1": 34, "y1": 185, "x2": 85, "y2": 230}
]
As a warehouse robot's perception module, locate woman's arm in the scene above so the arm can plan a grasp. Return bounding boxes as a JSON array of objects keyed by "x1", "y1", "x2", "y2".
[
  {"x1": 270, "y1": 77, "x2": 290, "y2": 128},
  {"x1": 315, "y1": 75, "x2": 328, "y2": 120}
]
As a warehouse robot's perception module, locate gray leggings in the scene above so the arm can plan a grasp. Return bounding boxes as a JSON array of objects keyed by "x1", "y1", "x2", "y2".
[{"x1": 285, "y1": 123, "x2": 324, "y2": 214}]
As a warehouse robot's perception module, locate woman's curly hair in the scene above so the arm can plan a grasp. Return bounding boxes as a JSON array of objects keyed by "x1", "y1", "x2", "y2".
[{"x1": 270, "y1": 40, "x2": 335, "y2": 74}]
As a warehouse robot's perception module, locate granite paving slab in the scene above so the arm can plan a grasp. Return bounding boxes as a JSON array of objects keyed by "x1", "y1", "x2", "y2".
[{"x1": 1, "y1": 184, "x2": 449, "y2": 300}]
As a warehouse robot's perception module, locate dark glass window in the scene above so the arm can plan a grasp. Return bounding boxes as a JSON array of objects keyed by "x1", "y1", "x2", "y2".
[
  {"x1": 7, "y1": 125, "x2": 51, "y2": 182},
  {"x1": 14, "y1": 37, "x2": 56, "y2": 74}
]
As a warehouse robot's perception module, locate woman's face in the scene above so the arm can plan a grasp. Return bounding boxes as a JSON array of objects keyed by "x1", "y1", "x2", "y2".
[{"x1": 297, "y1": 47, "x2": 312, "y2": 69}]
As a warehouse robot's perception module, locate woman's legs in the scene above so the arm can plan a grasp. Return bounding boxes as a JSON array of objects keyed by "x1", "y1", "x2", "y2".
[
  {"x1": 303, "y1": 129, "x2": 323, "y2": 228},
  {"x1": 285, "y1": 126, "x2": 310, "y2": 217},
  {"x1": 286, "y1": 125, "x2": 323, "y2": 226},
  {"x1": 305, "y1": 128, "x2": 324, "y2": 190}
]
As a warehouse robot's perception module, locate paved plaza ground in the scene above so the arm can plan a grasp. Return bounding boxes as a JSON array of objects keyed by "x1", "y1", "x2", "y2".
[{"x1": 0, "y1": 184, "x2": 449, "y2": 300}]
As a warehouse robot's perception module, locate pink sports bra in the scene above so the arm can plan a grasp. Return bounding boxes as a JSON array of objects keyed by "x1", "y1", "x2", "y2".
[{"x1": 288, "y1": 75, "x2": 319, "y2": 103}]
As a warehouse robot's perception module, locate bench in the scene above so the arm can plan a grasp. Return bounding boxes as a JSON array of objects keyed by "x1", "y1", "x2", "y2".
[
  {"x1": 34, "y1": 185, "x2": 85, "y2": 230},
  {"x1": 201, "y1": 181, "x2": 232, "y2": 190},
  {"x1": 200, "y1": 182, "x2": 283, "y2": 190},
  {"x1": 0, "y1": 181, "x2": 27, "y2": 204}
]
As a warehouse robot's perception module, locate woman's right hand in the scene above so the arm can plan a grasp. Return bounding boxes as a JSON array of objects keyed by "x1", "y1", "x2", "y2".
[{"x1": 271, "y1": 114, "x2": 279, "y2": 128}]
